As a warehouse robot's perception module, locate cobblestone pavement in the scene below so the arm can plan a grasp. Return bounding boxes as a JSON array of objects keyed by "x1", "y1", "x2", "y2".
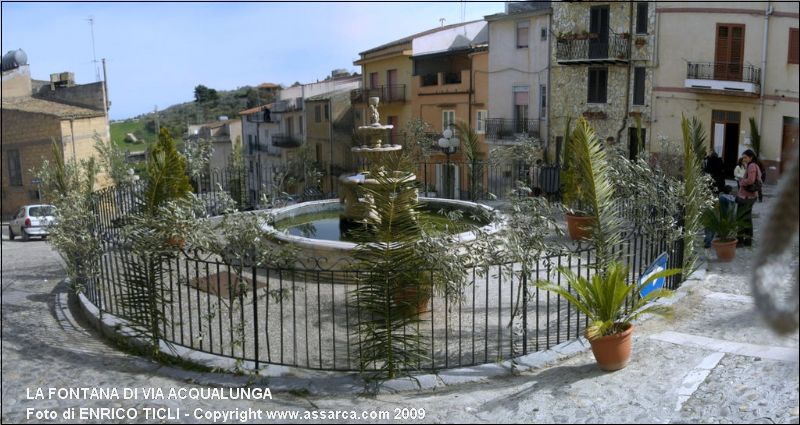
[{"x1": 1, "y1": 186, "x2": 798, "y2": 424}]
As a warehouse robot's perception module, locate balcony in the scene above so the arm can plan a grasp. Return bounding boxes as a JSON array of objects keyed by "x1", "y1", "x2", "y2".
[
  {"x1": 486, "y1": 118, "x2": 541, "y2": 142},
  {"x1": 685, "y1": 62, "x2": 761, "y2": 96},
  {"x1": 556, "y1": 34, "x2": 629, "y2": 64},
  {"x1": 272, "y1": 134, "x2": 303, "y2": 148},
  {"x1": 415, "y1": 70, "x2": 471, "y2": 95},
  {"x1": 350, "y1": 85, "x2": 406, "y2": 104}
]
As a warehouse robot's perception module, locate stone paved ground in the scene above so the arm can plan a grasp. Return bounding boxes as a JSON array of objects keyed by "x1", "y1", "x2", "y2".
[{"x1": 2, "y1": 186, "x2": 798, "y2": 423}]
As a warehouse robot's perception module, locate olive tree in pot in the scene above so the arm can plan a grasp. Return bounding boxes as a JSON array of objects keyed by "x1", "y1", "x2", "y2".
[{"x1": 536, "y1": 118, "x2": 680, "y2": 371}]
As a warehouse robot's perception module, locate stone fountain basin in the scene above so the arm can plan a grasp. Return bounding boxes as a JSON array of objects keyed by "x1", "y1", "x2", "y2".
[{"x1": 262, "y1": 198, "x2": 503, "y2": 270}]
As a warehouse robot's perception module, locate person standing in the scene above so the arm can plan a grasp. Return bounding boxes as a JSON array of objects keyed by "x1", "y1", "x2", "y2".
[
  {"x1": 736, "y1": 149, "x2": 762, "y2": 247},
  {"x1": 733, "y1": 157, "x2": 747, "y2": 189}
]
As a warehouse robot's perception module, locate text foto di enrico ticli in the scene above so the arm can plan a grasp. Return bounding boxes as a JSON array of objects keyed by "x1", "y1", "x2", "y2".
[{"x1": 26, "y1": 387, "x2": 273, "y2": 400}]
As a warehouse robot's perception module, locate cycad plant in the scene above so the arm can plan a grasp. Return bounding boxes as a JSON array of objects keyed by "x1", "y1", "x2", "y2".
[
  {"x1": 351, "y1": 164, "x2": 429, "y2": 379},
  {"x1": 536, "y1": 262, "x2": 679, "y2": 339}
]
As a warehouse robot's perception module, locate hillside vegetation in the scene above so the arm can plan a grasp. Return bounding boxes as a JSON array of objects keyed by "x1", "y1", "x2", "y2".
[{"x1": 110, "y1": 84, "x2": 275, "y2": 152}]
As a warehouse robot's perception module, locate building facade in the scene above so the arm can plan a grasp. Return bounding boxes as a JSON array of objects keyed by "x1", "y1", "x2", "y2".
[
  {"x1": 305, "y1": 89, "x2": 356, "y2": 194},
  {"x1": 549, "y1": 1, "x2": 656, "y2": 160},
  {"x1": 485, "y1": 2, "x2": 552, "y2": 146},
  {"x1": 2, "y1": 62, "x2": 110, "y2": 219},
  {"x1": 651, "y1": 1, "x2": 799, "y2": 182}
]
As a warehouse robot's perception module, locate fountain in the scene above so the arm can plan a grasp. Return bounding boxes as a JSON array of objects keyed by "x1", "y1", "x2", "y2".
[{"x1": 264, "y1": 97, "x2": 501, "y2": 269}]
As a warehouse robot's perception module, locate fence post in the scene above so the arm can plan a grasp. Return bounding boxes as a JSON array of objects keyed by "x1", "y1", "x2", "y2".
[{"x1": 252, "y1": 265, "x2": 259, "y2": 370}]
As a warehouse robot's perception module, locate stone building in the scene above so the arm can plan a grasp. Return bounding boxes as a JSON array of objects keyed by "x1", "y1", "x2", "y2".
[
  {"x1": 485, "y1": 1, "x2": 552, "y2": 146},
  {"x1": 185, "y1": 118, "x2": 242, "y2": 173},
  {"x1": 549, "y1": 1, "x2": 656, "y2": 159},
  {"x1": 650, "y1": 1, "x2": 799, "y2": 182},
  {"x1": 2, "y1": 58, "x2": 110, "y2": 219}
]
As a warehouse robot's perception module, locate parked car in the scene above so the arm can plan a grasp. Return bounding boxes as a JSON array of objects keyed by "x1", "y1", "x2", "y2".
[{"x1": 8, "y1": 204, "x2": 56, "y2": 241}]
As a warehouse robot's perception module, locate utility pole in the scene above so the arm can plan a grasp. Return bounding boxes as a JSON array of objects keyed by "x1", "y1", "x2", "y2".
[
  {"x1": 154, "y1": 105, "x2": 160, "y2": 136},
  {"x1": 101, "y1": 58, "x2": 110, "y2": 140}
]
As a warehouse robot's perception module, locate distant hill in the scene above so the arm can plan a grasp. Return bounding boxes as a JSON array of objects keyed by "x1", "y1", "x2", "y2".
[{"x1": 110, "y1": 85, "x2": 276, "y2": 151}]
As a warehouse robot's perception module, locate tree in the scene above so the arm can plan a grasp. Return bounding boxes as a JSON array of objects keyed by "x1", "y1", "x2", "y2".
[{"x1": 194, "y1": 84, "x2": 219, "y2": 105}]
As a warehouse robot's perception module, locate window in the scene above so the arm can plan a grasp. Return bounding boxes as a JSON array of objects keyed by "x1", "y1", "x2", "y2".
[
  {"x1": 476, "y1": 110, "x2": 487, "y2": 134},
  {"x1": 247, "y1": 135, "x2": 254, "y2": 154},
  {"x1": 286, "y1": 117, "x2": 294, "y2": 136},
  {"x1": 587, "y1": 68, "x2": 608, "y2": 104},
  {"x1": 324, "y1": 104, "x2": 330, "y2": 121},
  {"x1": 790, "y1": 28, "x2": 799, "y2": 64},
  {"x1": 540, "y1": 27, "x2": 548, "y2": 41},
  {"x1": 7, "y1": 149, "x2": 22, "y2": 186},
  {"x1": 516, "y1": 21, "x2": 529, "y2": 48},
  {"x1": 369, "y1": 72, "x2": 379, "y2": 89},
  {"x1": 315, "y1": 105, "x2": 321, "y2": 123},
  {"x1": 513, "y1": 86, "x2": 529, "y2": 132},
  {"x1": 633, "y1": 67, "x2": 646, "y2": 105},
  {"x1": 539, "y1": 85, "x2": 547, "y2": 118},
  {"x1": 636, "y1": 2, "x2": 648, "y2": 34},
  {"x1": 298, "y1": 116, "x2": 303, "y2": 135},
  {"x1": 715, "y1": 24, "x2": 745, "y2": 80},
  {"x1": 442, "y1": 110, "x2": 455, "y2": 132}
]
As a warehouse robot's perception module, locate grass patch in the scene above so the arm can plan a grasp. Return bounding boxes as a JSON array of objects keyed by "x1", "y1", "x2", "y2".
[{"x1": 110, "y1": 120, "x2": 156, "y2": 152}]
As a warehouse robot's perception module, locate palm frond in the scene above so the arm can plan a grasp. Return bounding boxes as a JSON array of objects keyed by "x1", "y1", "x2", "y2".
[{"x1": 570, "y1": 118, "x2": 622, "y2": 269}]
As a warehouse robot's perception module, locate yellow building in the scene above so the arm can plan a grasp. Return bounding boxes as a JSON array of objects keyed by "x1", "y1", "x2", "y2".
[
  {"x1": 2, "y1": 59, "x2": 110, "y2": 219},
  {"x1": 651, "y1": 2, "x2": 799, "y2": 182}
]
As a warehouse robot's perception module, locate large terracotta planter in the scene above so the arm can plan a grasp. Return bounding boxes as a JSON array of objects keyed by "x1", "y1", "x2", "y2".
[
  {"x1": 711, "y1": 238, "x2": 737, "y2": 262},
  {"x1": 566, "y1": 214, "x2": 594, "y2": 241},
  {"x1": 587, "y1": 324, "x2": 634, "y2": 371},
  {"x1": 394, "y1": 286, "x2": 430, "y2": 316}
]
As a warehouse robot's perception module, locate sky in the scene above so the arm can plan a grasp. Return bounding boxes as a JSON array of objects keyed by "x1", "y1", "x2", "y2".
[{"x1": 1, "y1": 2, "x2": 505, "y2": 120}]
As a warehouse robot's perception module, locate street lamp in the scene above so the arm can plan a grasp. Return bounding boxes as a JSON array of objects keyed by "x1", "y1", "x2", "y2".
[{"x1": 438, "y1": 126, "x2": 458, "y2": 199}]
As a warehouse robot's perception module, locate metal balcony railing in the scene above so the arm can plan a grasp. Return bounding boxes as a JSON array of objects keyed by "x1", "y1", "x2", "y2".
[
  {"x1": 350, "y1": 84, "x2": 406, "y2": 104},
  {"x1": 556, "y1": 34, "x2": 630, "y2": 63},
  {"x1": 486, "y1": 118, "x2": 541, "y2": 140},
  {"x1": 272, "y1": 134, "x2": 303, "y2": 148},
  {"x1": 686, "y1": 61, "x2": 761, "y2": 86}
]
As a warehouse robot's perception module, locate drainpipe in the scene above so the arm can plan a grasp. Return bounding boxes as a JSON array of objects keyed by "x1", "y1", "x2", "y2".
[
  {"x1": 615, "y1": 0, "x2": 635, "y2": 147},
  {"x1": 69, "y1": 117, "x2": 77, "y2": 160},
  {"x1": 758, "y1": 2, "x2": 773, "y2": 151}
]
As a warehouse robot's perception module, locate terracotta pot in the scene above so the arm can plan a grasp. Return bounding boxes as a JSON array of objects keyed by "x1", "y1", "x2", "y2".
[
  {"x1": 711, "y1": 238, "x2": 737, "y2": 262},
  {"x1": 167, "y1": 236, "x2": 185, "y2": 248},
  {"x1": 587, "y1": 324, "x2": 634, "y2": 371},
  {"x1": 565, "y1": 214, "x2": 594, "y2": 241},
  {"x1": 394, "y1": 286, "x2": 430, "y2": 316}
]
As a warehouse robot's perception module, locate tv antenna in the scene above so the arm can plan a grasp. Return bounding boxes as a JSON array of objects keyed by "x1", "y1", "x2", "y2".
[
  {"x1": 459, "y1": 0, "x2": 466, "y2": 23},
  {"x1": 439, "y1": 18, "x2": 445, "y2": 27},
  {"x1": 87, "y1": 16, "x2": 101, "y2": 81}
]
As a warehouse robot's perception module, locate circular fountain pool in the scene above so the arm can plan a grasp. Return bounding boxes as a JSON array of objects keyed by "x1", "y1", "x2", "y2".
[{"x1": 263, "y1": 199, "x2": 501, "y2": 269}]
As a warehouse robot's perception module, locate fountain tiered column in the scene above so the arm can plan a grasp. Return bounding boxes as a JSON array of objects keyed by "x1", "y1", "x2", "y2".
[{"x1": 338, "y1": 97, "x2": 416, "y2": 231}]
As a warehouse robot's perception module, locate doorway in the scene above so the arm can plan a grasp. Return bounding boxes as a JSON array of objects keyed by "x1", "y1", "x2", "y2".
[
  {"x1": 589, "y1": 5, "x2": 610, "y2": 59},
  {"x1": 711, "y1": 110, "x2": 741, "y2": 178},
  {"x1": 781, "y1": 116, "x2": 799, "y2": 175},
  {"x1": 628, "y1": 127, "x2": 646, "y2": 160}
]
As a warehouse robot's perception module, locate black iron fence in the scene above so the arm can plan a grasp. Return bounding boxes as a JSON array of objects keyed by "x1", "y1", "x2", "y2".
[
  {"x1": 686, "y1": 61, "x2": 761, "y2": 86},
  {"x1": 83, "y1": 226, "x2": 683, "y2": 372}
]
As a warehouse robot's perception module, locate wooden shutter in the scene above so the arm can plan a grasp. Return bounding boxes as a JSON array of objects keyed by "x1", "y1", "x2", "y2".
[
  {"x1": 633, "y1": 67, "x2": 646, "y2": 105},
  {"x1": 715, "y1": 24, "x2": 745, "y2": 81},
  {"x1": 636, "y1": 2, "x2": 648, "y2": 34},
  {"x1": 789, "y1": 28, "x2": 799, "y2": 64}
]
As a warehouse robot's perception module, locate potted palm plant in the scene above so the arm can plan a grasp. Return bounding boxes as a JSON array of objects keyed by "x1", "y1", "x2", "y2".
[
  {"x1": 703, "y1": 203, "x2": 747, "y2": 262},
  {"x1": 536, "y1": 262, "x2": 679, "y2": 371},
  {"x1": 561, "y1": 118, "x2": 593, "y2": 240}
]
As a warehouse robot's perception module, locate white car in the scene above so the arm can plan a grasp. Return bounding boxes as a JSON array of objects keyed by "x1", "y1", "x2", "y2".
[{"x1": 8, "y1": 204, "x2": 56, "y2": 241}]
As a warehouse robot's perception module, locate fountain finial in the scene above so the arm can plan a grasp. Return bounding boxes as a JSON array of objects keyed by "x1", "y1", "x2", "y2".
[{"x1": 368, "y1": 97, "x2": 380, "y2": 126}]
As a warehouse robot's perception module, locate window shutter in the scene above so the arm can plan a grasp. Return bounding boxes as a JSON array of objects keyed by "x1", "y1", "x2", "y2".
[
  {"x1": 789, "y1": 28, "x2": 799, "y2": 64},
  {"x1": 636, "y1": 2, "x2": 648, "y2": 34},
  {"x1": 633, "y1": 67, "x2": 646, "y2": 105}
]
